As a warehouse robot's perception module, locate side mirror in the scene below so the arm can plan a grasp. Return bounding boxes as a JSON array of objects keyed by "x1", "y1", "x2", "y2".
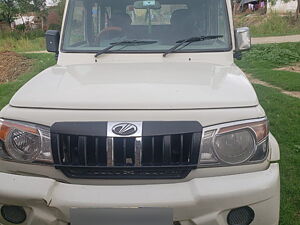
[
  {"x1": 45, "y1": 30, "x2": 60, "y2": 53},
  {"x1": 235, "y1": 27, "x2": 251, "y2": 51}
]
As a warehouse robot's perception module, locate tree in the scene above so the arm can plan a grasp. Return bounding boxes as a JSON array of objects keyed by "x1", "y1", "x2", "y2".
[
  {"x1": 52, "y1": 0, "x2": 66, "y2": 25},
  {"x1": 0, "y1": 0, "x2": 47, "y2": 28},
  {"x1": 0, "y1": 0, "x2": 19, "y2": 25},
  {"x1": 31, "y1": 0, "x2": 47, "y2": 30}
]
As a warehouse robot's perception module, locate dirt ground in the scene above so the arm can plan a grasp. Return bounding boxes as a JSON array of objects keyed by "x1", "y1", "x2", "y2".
[
  {"x1": 0, "y1": 51, "x2": 33, "y2": 83},
  {"x1": 246, "y1": 73, "x2": 300, "y2": 99},
  {"x1": 275, "y1": 63, "x2": 300, "y2": 73}
]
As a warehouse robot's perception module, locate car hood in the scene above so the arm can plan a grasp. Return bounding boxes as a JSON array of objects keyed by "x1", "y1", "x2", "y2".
[{"x1": 10, "y1": 62, "x2": 258, "y2": 110}]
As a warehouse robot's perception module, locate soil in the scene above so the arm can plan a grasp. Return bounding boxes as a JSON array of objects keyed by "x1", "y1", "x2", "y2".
[
  {"x1": 251, "y1": 34, "x2": 300, "y2": 45},
  {"x1": 275, "y1": 63, "x2": 300, "y2": 73},
  {"x1": 0, "y1": 51, "x2": 33, "y2": 83}
]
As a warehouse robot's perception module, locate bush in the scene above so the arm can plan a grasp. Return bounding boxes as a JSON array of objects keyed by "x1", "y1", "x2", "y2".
[
  {"x1": 244, "y1": 43, "x2": 300, "y2": 66},
  {"x1": 15, "y1": 24, "x2": 26, "y2": 32},
  {"x1": 48, "y1": 24, "x2": 61, "y2": 31}
]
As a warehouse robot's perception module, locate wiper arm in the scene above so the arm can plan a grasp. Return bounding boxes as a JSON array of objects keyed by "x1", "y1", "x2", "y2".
[
  {"x1": 94, "y1": 40, "x2": 157, "y2": 57},
  {"x1": 163, "y1": 35, "x2": 223, "y2": 57}
]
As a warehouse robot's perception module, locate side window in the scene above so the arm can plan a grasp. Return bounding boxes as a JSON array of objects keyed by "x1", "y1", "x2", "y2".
[{"x1": 69, "y1": 0, "x2": 85, "y2": 46}]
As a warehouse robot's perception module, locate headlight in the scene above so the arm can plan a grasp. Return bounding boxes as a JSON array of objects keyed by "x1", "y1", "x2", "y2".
[
  {"x1": 199, "y1": 118, "x2": 269, "y2": 166},
  {"x1": 0, "y1": 119, "x2": 53, "y2": 163}
]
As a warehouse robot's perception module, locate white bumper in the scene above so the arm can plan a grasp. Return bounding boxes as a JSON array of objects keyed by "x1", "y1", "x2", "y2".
[{"x1": 0, "y1": 163, "x2": 280, "y2": 225}]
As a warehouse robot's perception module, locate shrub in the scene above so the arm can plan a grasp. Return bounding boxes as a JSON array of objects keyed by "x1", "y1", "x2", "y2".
[
  {"x1": 48, "y1": 24, "x2": 61, "y2": 30},
  {"x1": 242, "y1": 43, "x2": 300, "y2": 68},
  {"x1": 15, "y1": 24, "x2": 26, "y2": 32}
]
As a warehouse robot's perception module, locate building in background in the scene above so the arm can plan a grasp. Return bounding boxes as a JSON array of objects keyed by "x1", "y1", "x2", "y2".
[{"x1": 267, "y1": 0, "x2": 298, "y2": 13}]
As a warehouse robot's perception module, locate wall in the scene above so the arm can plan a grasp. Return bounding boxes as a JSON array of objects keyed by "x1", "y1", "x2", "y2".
[{"x1": 267, "y1": 0, "x2": 297, "y2": 13}]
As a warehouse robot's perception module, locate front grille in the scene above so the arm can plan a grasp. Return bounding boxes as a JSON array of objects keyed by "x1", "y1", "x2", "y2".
[{"x1": 51, "y1": 121, "x2": 202, "y2": 179}]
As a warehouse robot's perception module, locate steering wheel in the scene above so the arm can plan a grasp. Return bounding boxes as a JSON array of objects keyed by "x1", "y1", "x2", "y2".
[{"x1": 96, "y1": 27, "x2": 124, "y2": 42}]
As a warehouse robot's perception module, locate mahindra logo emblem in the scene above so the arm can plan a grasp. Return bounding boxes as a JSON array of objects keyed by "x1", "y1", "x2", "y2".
[{"x1": 112, "y1": 123, "x2": 138, "y2": 136}]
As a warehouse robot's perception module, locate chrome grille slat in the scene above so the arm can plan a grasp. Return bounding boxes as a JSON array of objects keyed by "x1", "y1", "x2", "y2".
[
  {"x1": 134, "y1": 137, "x2": 142, "y2": 167},
  {"x1": 123, "y1": 138, "x2": 126, "y2": 165},
  {"x1": 106, "y1": 137, "x2": 114, "y2": 166},
  {"x1": 180, "y1": 134, "x2": 184, "y2": 164},
  {"x1": 55, "y1": 134, "x2": 62, "y2": 164},
  {"x1": 50, "y1": 121, "x2": 202, "y2": 179},
  {"x1": 151, "y1": 136, "x2": 155, "y2": 164},
  {"x1": 95, "y1": 137, "x2": 99, "y2": 165}
]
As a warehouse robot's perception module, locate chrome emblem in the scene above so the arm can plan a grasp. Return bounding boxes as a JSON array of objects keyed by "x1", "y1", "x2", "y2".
[{"x1": 112, "y1": 123, "x2": 138, "y2": 136}]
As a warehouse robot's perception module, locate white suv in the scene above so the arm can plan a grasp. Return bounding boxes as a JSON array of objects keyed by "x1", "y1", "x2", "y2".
[{"x1": 0, "y1": 0, "x2": 280, "y2": 225}]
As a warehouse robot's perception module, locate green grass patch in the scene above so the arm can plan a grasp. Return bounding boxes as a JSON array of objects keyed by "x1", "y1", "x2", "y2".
[
  {"x1": 0, "y1": 37, "x2": 45, "y2": 52},
  {"x1": 0, "y1": 53, "x2": 56, "y2": 109},
  {"x1": 0, "y1": 30, "x2": 46, "y2": 52},
  {"x1": 236, "y1": 42, "x2": 300, "y2": 91},
  {"x1": 253, "y1": 84, "x2": 300, "y2": 225},
  {"x1": 234, "y1": 13, "x2": 300, "y2": 37}
]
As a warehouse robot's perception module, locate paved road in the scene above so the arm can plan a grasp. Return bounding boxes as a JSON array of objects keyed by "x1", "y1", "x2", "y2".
[{"x1": 251, "y1": 34, "x2": 300, "y2": 44}]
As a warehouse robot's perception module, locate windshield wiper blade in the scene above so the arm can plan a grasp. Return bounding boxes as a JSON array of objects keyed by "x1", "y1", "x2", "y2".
[
  {"x1": 94, "y1": 40, "x2": 157, "y2": 57},
  {"x1": 163, "y1": 35, "x2": 223, "y2": 57}
]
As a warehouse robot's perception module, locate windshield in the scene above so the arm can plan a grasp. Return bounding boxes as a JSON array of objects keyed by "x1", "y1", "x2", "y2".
[{"x1": 62, "y1": 0, "x2": 232, "y2": 53}]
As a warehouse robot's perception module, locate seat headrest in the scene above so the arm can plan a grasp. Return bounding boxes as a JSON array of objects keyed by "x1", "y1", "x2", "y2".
[
  {"x1": 170, "y1": 9, "x2": 190, "y2": 25},
  {"x1": 109, "y1": 13, "x2": 132, "y2": 27}
]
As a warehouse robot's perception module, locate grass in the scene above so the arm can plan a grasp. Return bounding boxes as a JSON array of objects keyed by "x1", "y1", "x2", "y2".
[
  {"x1": 234, "y1": 13, "x2": 300, "y2": 37},
  {"x1": 0, "y1": 53, "x2": 56, "y2": 109},
  {"x1": 237, "y1": 42, "x2": 300, "y2": 224},
  {"x1": 236, "y1": 42, "x2": 300, "y2": 91},
  {"x1": 0, "y1": 30, "x2": 46, "y2": 52},
  {"x1": 0, "y1": 37, "x2": 45, "y2": 52},
  {"x1": 253, "y1": 84, "x2": 300, "y2": 225}
]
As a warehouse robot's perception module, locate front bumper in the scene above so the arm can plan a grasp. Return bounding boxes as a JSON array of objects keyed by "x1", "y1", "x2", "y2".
[{"x1": 0, "y1": 163, "x2": 280, "y2": 225}]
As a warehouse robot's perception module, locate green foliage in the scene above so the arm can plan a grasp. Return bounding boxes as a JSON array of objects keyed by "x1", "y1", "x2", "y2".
[
  {"x1": 0, "y1": 0, "x2": 47, "y2": 25},
  {"x1": 0, "y1": 0, "x2": 19, "y2": 24},
  {"x1": 0, "y1": 30, "x2": 45, "y2": 52},
  {"x1": 251, "y1": 13, "x2": 300, "y2": 37},
  {"x1": 15, "y1": 24, "x2": 26, "y2": 31},
  {"x1": 48, "y1": 23, "x2": 61, "y2": 30},
  {"x1": 242, "y1": 43, "x2": 300, "y2": 66},
  {"x1": 0, "y1": 37, "x2": 45, "y2": 52},
  {"x1": 0, "y1": 29, "x2": 44, "y2": 39},
  {"x1": 236, "y1": 42, "x2": 300, "y2": 91}
]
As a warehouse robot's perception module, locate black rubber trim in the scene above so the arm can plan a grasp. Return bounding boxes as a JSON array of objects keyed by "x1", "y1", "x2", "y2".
[
  {"x1": 51, "y1": 121, "x2": 202, "y2": 136},
  {"x1": 55, "y1": 165, "x2": 196, "y2": 179},
  {"x1": 143, "y1": 121, "x2": 202, "y2": 136},
  {"x1": 51, "y1": 122, "x2": 107, "y2": 136}
]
